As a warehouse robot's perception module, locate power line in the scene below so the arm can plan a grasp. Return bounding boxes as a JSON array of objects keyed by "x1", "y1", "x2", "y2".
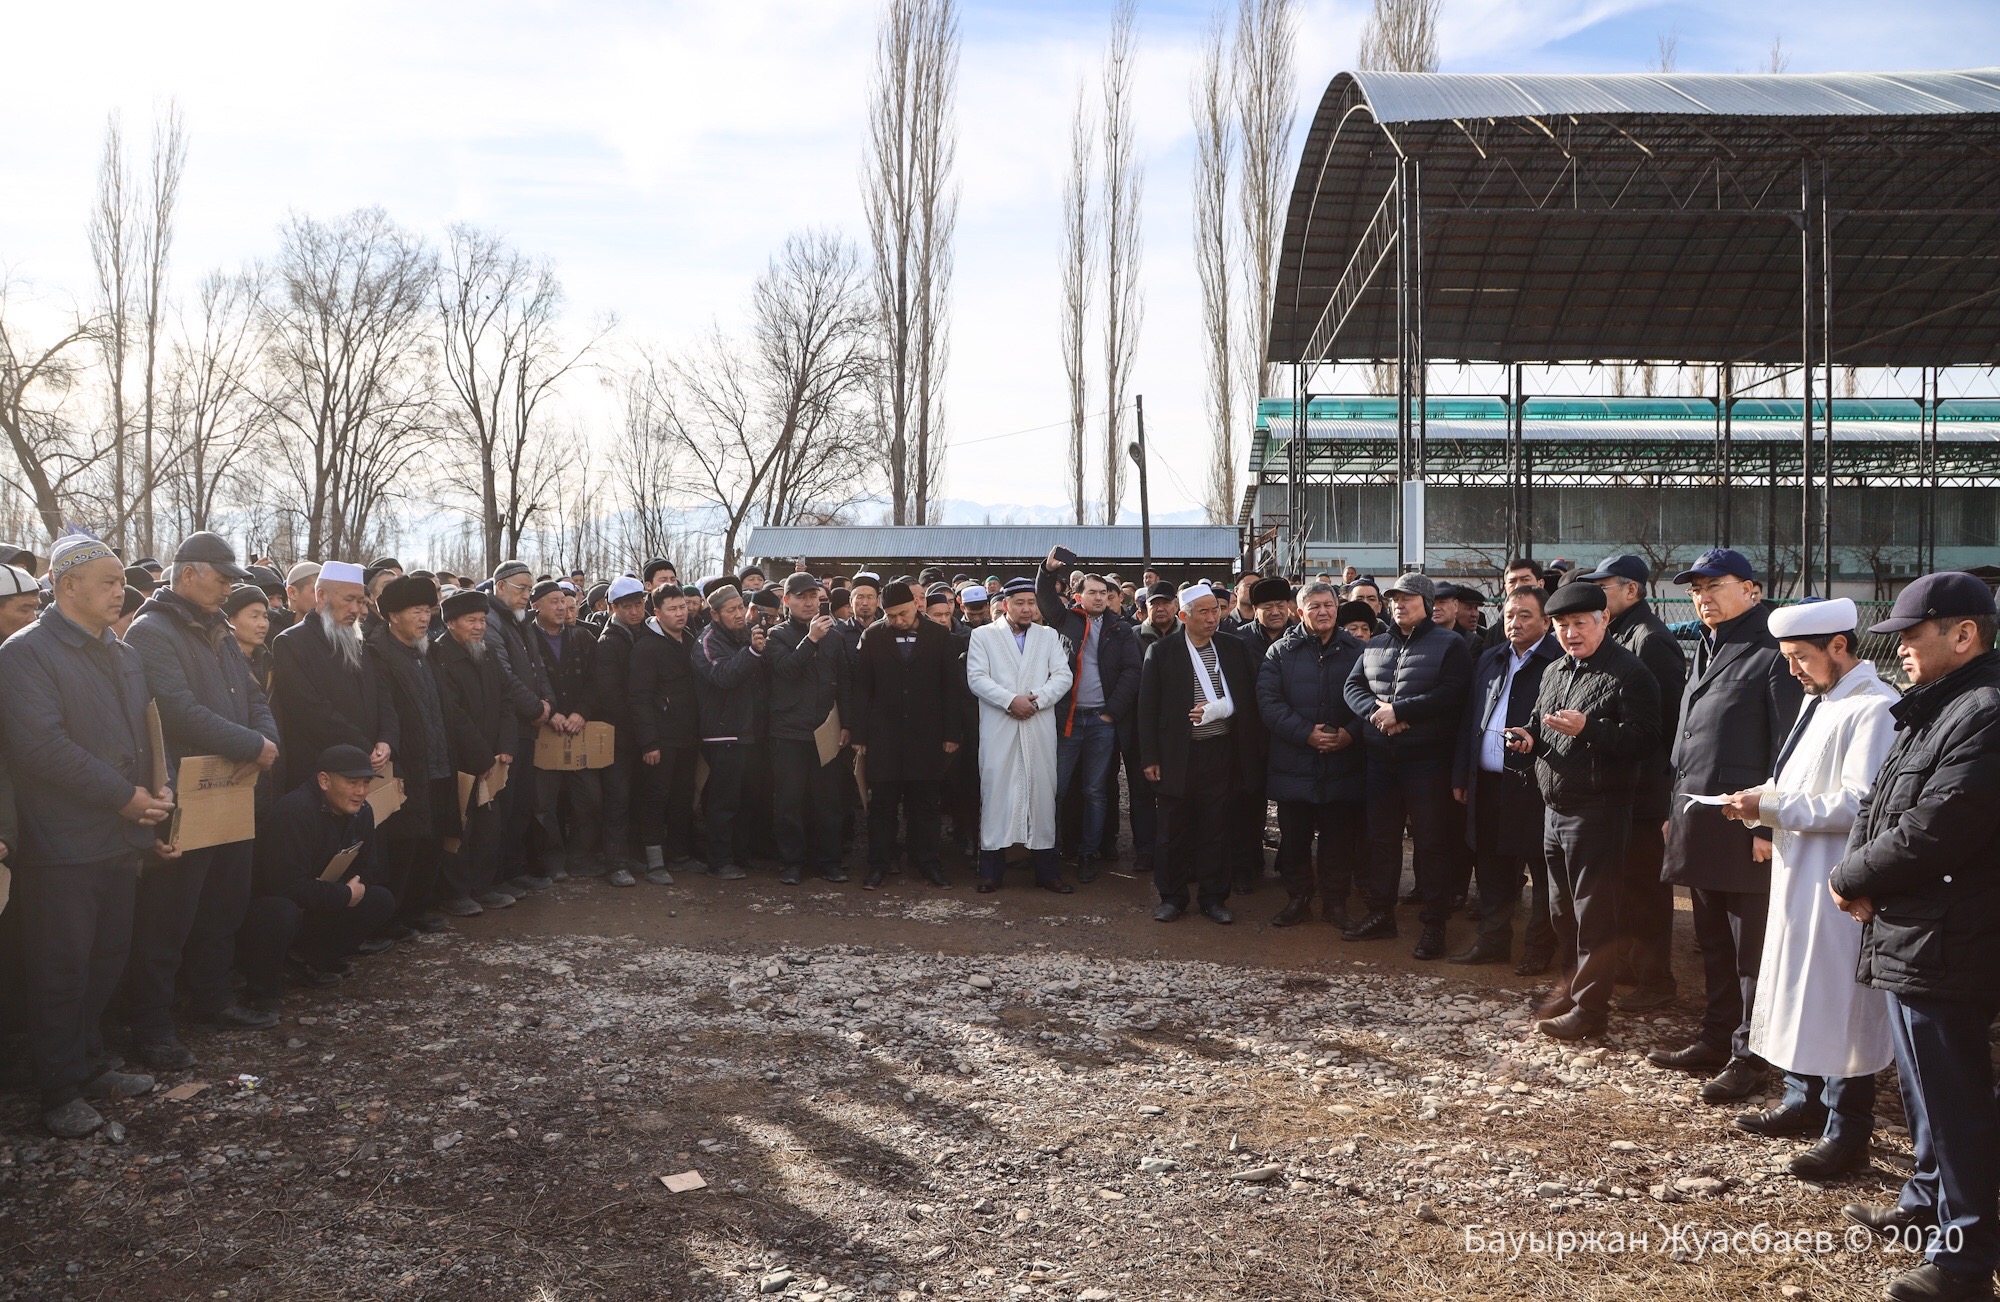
[{"x1": 949, "y1": 405, "x2": 1125, "y2": 448}]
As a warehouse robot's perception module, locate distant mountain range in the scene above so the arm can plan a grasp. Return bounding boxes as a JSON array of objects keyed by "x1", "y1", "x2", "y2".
[{"x1": 928, "y1": 499, "x2": 1211, "y2": 527}]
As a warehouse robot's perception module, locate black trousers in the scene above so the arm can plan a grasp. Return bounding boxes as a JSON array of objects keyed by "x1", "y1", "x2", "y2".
[
  {"x1": 772, "y1": 739, "x2": 844, "y2": 875},
  {"x1": 239, "y1": 887, "x2": 397, "y2": 1001},
  {"x1": 1544, "y1": 805, "x2": 1632, "y2": 1016},
  {"x1": 380, "y1": 833, "x2": 442, "y2": 923},
  {"x1": 1690, "y1": 885, "x2": 1768, "y2": 1059},
  {"x1": 948, "y1": 739, "x2": 981, "y2": 848},
  {"x1": 599, "y1": 739, "x2": 637, "y2": 862},
  {"x1": 1275, "y1": 800, "x2": 1363, "y2": 904},
  {"x1": 1155, "y1": 738, "x2": 1236, "y2": 908},
  {"x1": 442, "y1": 799, "x2": 499, "y2": 900},
  {"x1": 123, "y1": 840, "x2": 252, "y2": 1042},
  {"x1": 1615, "y1": 817, "x2": 1675, "y2": 992},
  {"x1": 19, "y1": 856, "x2": 137, "y2": 1110},
  {"x1": 1228, "y1": 789, "x2": 1269, "y2": 888},
  {"x1": 1363, "y1": 753, "x2": 1455, "y2": 921},
  {"x1": 1121, "y1": 737, "x2": 1158, "y2": 868},
  {"x1": 535, "y1": 767, "x2": 602, "y2": 869},
  {"x1": 702, "y1": 741, "x2": 750, "y2": 872},
  {"x1": 638, "y1": 746, "x2": 697, "y2": 860},
  {"x1": 868, "y1": 779, "x2": 942, "y2": 871},
  {"x1": 1469, "y1": 772, "x2": 1556, "y2": 956},
  {"x1": 497, "y1": 737, "x2": 538, "y2": 881}
]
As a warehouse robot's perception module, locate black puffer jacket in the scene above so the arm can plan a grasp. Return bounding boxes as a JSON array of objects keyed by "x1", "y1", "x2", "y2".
[
  {"x1": 765, "y1": 615, "x2": 848, "y2": 741},
  {"x1": 629, "y1": 619, "x2": 699, "y2": 752},
  {"x1": 689, "y1": 622, "x2": 767, "y2": 743},
  {"x1": 1831, "y1": 651, "x2": 2000, "y2": 1003},
  {"x1": 1257, "y1": 625, "x2": 1366, "y2": 804},
  {"x1": 1341, "y1": 616, "x2": 1473, "y2": 761},
  {"x1": 1521, "y1": 638, "x2": 1661, "y2": 813}
]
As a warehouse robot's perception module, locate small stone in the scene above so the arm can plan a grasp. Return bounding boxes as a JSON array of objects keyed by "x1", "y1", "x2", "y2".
[
  {"x1": 1230, "y1": 1165, "x2": 1283, "y2": 1183},
  {"x1": 1139, "y1": 1157, "x2": 1177, "y2": 1174},
  {"x1": 1329, "y1": 1104, "x2": 1358, "y2": 1116},
  {"x1": 286, "y1": 1038, "x2": 306, "y2": 1050},
  {"x1": 1609, "y1": 1140, "x2": 1640, "y2": 1152},
  {"x1": 1780, "y1": 1288, "x2": 1805, "y2": 1300},
  {"x1": 1136, "y1": 1104, "x2": 1164, "y2": 1116},
  {"x1": 102, "y1": 1121, "x2": 127, "y2": 1146},
  {"x1": 1533, "y1": 1182, "x2": 1567, "y2": 1199},
  {"x1": 1079, "y1": 1291, "x2": 1113, "y2": 1301},
  {"x1": 760, "y1": 1270, "x2": 796, "y2": 1293},
  {"x1": 542, "y1": 1132, "x2": 564, "y2": 1145},
  {"x1": 967, "y1": 975, "x2": 994, "y2": 990},
  {"x1": 1674, "y1": 1176, "x2": 1726, "y2": 1197},
  {"x1": 1014, "y1": 1207, "x2": 1031, "y2": 1222},
  {"x1": 432, "y1": 1132, "x2": 462, "y2": 1152},
  {"x1": 1096, "y1": 1188, "x2": 1125, "y2": 1200},
  {"x1": 1414, "y1": 1202, "x2": 1443, "y2": 1224},
  {"x1": 970, "y1": 1198, "x2": 993, "y2": 1213}
]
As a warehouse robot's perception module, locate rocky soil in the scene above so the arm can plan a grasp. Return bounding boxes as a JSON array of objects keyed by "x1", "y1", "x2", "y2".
[{"x1": 0, "y1": 865, "x2": 1930, "y2": 1301}]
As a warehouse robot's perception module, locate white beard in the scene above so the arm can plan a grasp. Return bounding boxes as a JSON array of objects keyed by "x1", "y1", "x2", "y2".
[
  {"x1": 317, "y1": 607, "x2": 365, "y2": 672},
  {"x1": 463, "y1": 637, "x2": 487, "y2": 664}
]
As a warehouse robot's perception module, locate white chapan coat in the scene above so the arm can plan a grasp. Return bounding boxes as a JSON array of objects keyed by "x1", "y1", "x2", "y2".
[
  {"x1": 965, "y1": 620, "x2": 1073, "y2": 852},
  {"x1": 1746, "y1": 659, "x2": 1901, "y2": 1079}
]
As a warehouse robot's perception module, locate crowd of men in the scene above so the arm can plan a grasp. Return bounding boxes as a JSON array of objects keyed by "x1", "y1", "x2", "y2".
[{"x1": 0, "y1": 528, "x2": 1995, "y2": 1301}]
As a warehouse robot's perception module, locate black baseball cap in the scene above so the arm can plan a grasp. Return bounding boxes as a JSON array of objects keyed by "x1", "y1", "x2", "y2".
[
  {"x1": 783, "y1": 572, "x2": 825, "y2": 597},
  {"x1": 317, "y1": 745, "x2": 377, "y2": 780},
  {"x1": 1580, "y1": 555, "x2": 1649, "y2": 585},
  {"x1": 172, "y1": 531, "x2": 251, "y2": 581},
  {"x1": 1869, "y1": 572, "x2": 1999, "y2": 634}
]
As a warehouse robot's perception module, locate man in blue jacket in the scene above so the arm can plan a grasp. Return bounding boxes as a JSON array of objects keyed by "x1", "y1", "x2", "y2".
[
  {"x1": 1257, "y1": 581, "x2": 1366, "y2": 928},
  {"x1": 121, "y1": 532, "x2": 283, "y2": 1069},
  {"x1": 1342, "y1": 572, "x2": 1474, "y2": 957},
  {"x1": 0, "y1": 537, "x2": 176, "y2": 1137},
  {"x1": 240, "y1": 746, "x2": 397, "y2": 1010}
]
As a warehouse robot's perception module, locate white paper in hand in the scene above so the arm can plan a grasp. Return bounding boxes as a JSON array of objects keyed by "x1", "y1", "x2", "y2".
[{"x1": 1682, "y1": 793, "x2": 1731, "y2": 810}]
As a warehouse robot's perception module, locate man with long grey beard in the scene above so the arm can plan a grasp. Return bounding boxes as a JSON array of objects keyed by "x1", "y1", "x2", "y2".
[{"x1": 269, "y1": 561, "x2": 396, "y2": 792}]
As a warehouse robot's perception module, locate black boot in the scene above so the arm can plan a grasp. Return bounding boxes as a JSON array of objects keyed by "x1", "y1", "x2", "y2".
[{"x1": 1271, "y1": 897, "x2": 1312, "y2": 927}]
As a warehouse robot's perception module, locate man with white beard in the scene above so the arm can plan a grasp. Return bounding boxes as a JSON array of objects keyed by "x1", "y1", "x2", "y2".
[
  {"x1": 1716, "y1": 597, "x2": 1900, "y2": 1180},
  {"x1": 269, "y1": 561, "x2": 396, "y2": 792}
]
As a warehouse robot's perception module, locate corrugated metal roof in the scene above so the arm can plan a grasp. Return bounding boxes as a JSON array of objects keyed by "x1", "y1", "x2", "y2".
[
  {"x1": 1260, "y1": 417, "x2": 2000, "y2": 444},
  {"x1": 743, "y1": 525, "x2": 1240, "y2": 562},
  {"x1": 1353, "y1": 69, "x2": 2000, "y2": 124}
]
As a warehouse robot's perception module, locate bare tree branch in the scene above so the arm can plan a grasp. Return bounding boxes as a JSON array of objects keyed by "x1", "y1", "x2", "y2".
[
  {"x1": 1100, "y1": 0, "x2": 1142, "y2": 525},
  {"x1": 1193, "y1": 12, "x2": 1237, "y2": 525},
  {"x1": 1062, "y1": 79, "x2": 1094, "y2": 528}
]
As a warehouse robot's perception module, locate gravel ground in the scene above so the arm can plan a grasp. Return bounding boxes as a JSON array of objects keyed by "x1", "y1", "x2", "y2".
[{"x1": 0, "y1": 859, "x2": 1932, "y2": 1302}]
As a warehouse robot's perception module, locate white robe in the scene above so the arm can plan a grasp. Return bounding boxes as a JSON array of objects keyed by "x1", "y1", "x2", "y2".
[
  {"x1": 1746, "y1": 660, "x2": 1900, "y2": 1079},
  {"x1": 965, "y1": 621, "x2": 1073, "y2": 852}
]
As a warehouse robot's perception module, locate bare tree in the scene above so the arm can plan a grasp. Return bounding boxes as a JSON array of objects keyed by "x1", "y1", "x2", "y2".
[
  {"x1": 435, "y1": 225, "x2": 603, "y2": 573},
  {"x1": 1192, "y1": 15, "x2": 1237, "y2": 524},
  {"x1": 1767, "y1": 36, "x2": 1791, "y2": 74},
  {"x1": 1357, "y1": 0, "x2": 1440, "y2": 78},
  {"x1": 649, "y1": 232, "x2": 876, "y2": 573},
  {"x1": 136, "y1": 104, "x2": 187, "y2": 557},
  {"x1": 88, "y1": 114, "x2": 137, "y2": 550},
  {"x1": 159, "y1": 267, "x2": 268, "y2": 534},
  {"x1": 610, "y1": 359, "x2": 701, "y2": 567},
  {"x1": 0, "y1": 284, "x2": 101, "y2": 539},
  {"x1": 1233, "y1": 0, "x2": 1295, "y2": 409},
  {"x1": 1061, "y1": 80, "x2": 1095, "y2": 527},
  {"x1": 259, "y1": 208, "x2": 436, "y2": 559},
  {"x1": 863, "y1": 0, "x2": 959, "y2": 526},
  {"x1": 1099, "y1": 0, "x2": 1143, "y2": 525}
]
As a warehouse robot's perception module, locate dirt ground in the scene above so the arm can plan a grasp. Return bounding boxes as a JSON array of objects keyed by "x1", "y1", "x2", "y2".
[{"x1": 0, "y1": 843, "x2": 1930, "y2": 1302}]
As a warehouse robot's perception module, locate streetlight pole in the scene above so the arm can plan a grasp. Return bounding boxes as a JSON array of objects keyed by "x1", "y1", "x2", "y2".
[{"x1": 1128, "y1": 394, "x2": 1152, "y2": 579}]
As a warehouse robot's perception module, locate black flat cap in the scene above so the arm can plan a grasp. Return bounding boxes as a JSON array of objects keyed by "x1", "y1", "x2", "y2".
[{"x1": 1544, "y1": 581, "x2": 1608, "y2": 616}]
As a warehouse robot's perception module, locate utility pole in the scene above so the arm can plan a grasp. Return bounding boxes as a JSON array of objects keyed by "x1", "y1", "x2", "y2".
[{"x1": 1128, "y1": 394, "x2": 1153, "y2": 577}]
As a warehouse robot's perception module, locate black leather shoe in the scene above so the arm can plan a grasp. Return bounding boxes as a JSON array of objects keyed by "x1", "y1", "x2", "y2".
[
  {"x1": 137, "y1": 1040, "x2": 196, "y2": 1071},
  {"x1": 286, "y1": 957, "x2": 341, "y2": 988},
  {"x1": 921, "y1": 865, "x2": 948, "y2": 887},
  {"x1": 1734, "y1": 1103, "x2": 1829, "y2": 1138},
  {"x1": 1077, "y1": 857, "x2": 1100, "y2": 884},
  {"x1": 863, "y1": 869, "x2": 886, "y2": 890},
  {"x1": 1341, "y1": 909, "x2": 1397, "y2": 941},
  {"x1": 192, "y1": 1003, "x2": 279, "y2": 1031},
  {"x1": 376, "y1": 922, "x2": 417, "y2": 943},
  {"x1": 1647, "y1": 1041, "x2": 1730, "y2": 1073},
  {"x1": 822, "y1": 869, "x2": 850, "y2": 884},
  {"x1": 411, "y1": 913, "x2": 450, "y2": 932},
  {"x1": 1789, "y1": 1137, "x2": 1869, "y2": 1181},
  {"x1": 1615, "y1": 985, "x2": 1677, "y2": 1012},
  {"x1": 1700, "y1": 1057, "x2": 1765, "y2": 1103},
  {"x1": 1536, "y1": 1008, "x2": 1607, "y2": 1041},
  {"x1": 1411, "y1": 924, "x2": 1447, "y2": 960},
  {"x1": 1447, "y1": 940, "x2": 1511, "y2": 965},
  {"x1": 1323, "y1": 905, "x2": 1354, "y2": 931},
  {"x1": 1037, "y1": 878, "x2": 1075, "y2": 895},
  {"x1": 1200, "y1": 902, "x2": 1234, "y2": 925},
  {"x1": 1271, "y1": 897, "x2": 1312, "y2": 927},
  {"x1": 976, "y1": 880, "x2": 1000, "y2": 893},
  {"x1": 355, "y1": 937, "x2": 394, "y2": 956},
  {"x1": 1886, "y1": 1263, "x2": 1995, "y2": 1302},
  {"x1": 1514, "y1": 949, "x2": 1554, "y2": 976},
  {"x1": 778, "y1": 866, "x2": 802, "y2": 885},
  {"x1": 1843, "y1": 1202, "x2": 1936, "y2": 1238},
  {"x1": 1153, "y1": 901, "x2": 1186, "y2": 922}
]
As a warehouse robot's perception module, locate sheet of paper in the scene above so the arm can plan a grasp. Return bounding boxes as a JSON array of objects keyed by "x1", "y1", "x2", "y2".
[
  {"x1": 659, "y1": 1170, "x2": 707, "y2": 1193},
  {"x1": 485, "y1": 757, "x2": 511, "y2": 802},
  {"x1": 813, "y1": 704, "x2": 843, "y2": 767},
  {"x1": 318, "y1": 842, "x2": 363, "y2": 882},
  {"x1": 1682, "y1": 793, "x2": 1732, "y2": 809}
]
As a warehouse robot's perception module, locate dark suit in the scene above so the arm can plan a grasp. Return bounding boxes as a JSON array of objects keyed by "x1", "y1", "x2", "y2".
[
  {"x1": 1664, "y1": 601, "x2": 1803, "y2": 1059},
  {"x1": 851, "y1": 618, "x2": 963, "y2": 875},
  {"x1": 1453, "y1": 633, "x2": 1562, "y2": 957},
  {"x1": 1137, "y1": 630, "x2": 1264, "y2": 908},
  {"x1": 269, "y1": 615, "x2": 397, "y2": 791}
]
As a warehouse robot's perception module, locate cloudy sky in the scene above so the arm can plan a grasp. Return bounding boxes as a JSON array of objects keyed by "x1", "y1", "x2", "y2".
[{"x1": 3, "y1": 0, "x2": 1995, "y2": 520}]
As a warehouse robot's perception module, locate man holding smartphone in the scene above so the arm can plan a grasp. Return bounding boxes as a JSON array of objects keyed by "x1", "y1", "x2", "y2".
[{"x1": 1503, "y1": 580, "x2": 1661, "y2": 1041}]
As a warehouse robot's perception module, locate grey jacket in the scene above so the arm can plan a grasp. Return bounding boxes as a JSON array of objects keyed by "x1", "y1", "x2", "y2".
[
  {"x1": 125, "y1": 587, "x2": 278, "y2": 768},
  {"x1": 483, "y1": 593, "x2": 551, "y2": 739}
]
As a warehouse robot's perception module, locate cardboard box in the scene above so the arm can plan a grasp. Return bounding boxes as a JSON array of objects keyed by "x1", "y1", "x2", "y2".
[
  {"x1": 167, "y1": 755, "x2": 259, "y2": 851},
  {"x1": 534, "y1": 722, "x2": 615, "y2": 771}
]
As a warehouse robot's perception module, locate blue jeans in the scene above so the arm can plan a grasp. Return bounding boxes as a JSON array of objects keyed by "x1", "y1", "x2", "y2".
[
  {"x1": 1888, "y1": 992, "x2": 2000, "y2": 1275},
  {"x1": 1055, "y1": 712, "x2": 1118, "y2": 858},
  {"x1": 1777, "y1": 1070, "x2": 1876, "y2": 1144}
]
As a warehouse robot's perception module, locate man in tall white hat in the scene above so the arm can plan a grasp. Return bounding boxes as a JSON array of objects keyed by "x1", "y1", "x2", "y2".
[{"x1": 1716, "y1": 596, "x2": 1900, "y2": 1180}]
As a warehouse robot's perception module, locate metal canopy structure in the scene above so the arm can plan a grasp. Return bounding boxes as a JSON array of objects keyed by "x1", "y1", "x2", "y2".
[
  {"x1": 1264, "y1": 68, "x2": 2000, "y2": 590},
  {"x1": 742, "y1": 525, "x2": 1239, "y2": 583}
]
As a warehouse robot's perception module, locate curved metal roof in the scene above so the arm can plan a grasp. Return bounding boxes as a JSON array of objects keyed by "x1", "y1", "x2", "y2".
[{"x1": 1269, "y1": 68, "x2": 2000, "y2": 367}]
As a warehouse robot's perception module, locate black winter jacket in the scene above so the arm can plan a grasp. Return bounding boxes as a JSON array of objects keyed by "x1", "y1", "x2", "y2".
[
  {"x1": 1035, "y1": 567, "x2": 1142, "y2": 742},
  {"x1": 630, "y1": 619, "x2": 700, "y2": 752},
  {"x1": 690, "y1": 623, "x2": 768, "y2": 743},
  {"x1": 1137, "y1": 629, "x2": 1265, "y2": 798},
  {"x1": 253, "y1": 779, "x2": 378, "y2": 912},
  {"x1": 1831, "y1": 651, "x2": 2000, "y2": 1003},
  {"x1": 1607, "y1": 598, "x2": 1687, "y2": 821},
  {"x1": 765, "y1": 615, "x2": 849, "y2": 742},
  {"x1": 431, "y1": 633, "x2": 510, "y2": 777},
  {"x1": 529, "y1": 620, "x2": 599, "y2": 720},
  {"x1": 592, "y1": 619, "x2": 640, "y2": 737},
  {"x1": 1257, "y1": 625, "x2": 1366, "y2": 805},
  {"x1": 482, "y1": 595, "x2": 551, "y2": 740},
  {"x1": 269, "y1": 615, "x2": 398, "y2": 791},
  {"x1": 125, "y1": 588, "x2": 278, "y2": 769},
  {"x1": 1342, "y1": 617, "x2": 1474, "y2": 761},
  {"x1": 1520, "y1": 638, "x2": 1661, "y2": 813}
]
